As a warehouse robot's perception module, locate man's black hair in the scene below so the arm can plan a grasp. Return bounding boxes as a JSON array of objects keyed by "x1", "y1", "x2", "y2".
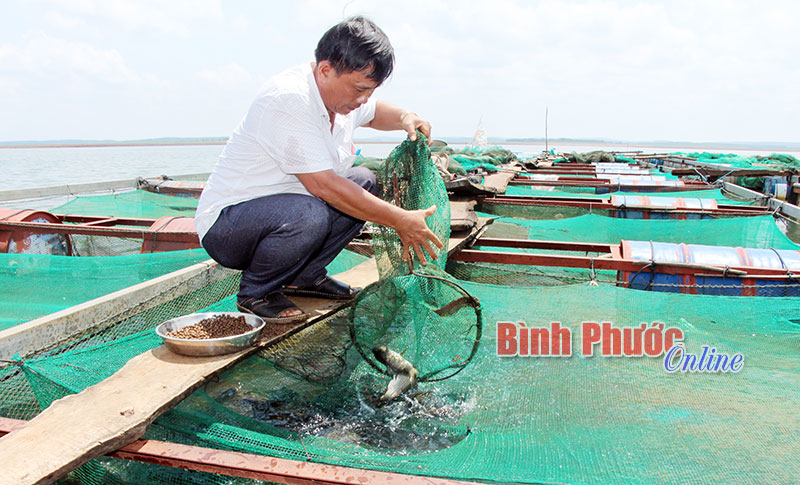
[{"x1": 315, "y1": 16, "x2": 394, "y2": 85}]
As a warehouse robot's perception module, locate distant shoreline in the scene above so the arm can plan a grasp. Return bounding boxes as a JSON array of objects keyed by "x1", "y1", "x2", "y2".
[
  {"x1": 1, "y1": 138, "x2": 798, "y2": 152},
  {"x1": 0, "y1": 140, "x2": 227, "y2": 149}
]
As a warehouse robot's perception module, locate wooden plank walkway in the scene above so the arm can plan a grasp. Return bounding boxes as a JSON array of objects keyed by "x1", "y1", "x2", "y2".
[{"x1": 0, "y1": 217, "x2": 489, "y2": 485}]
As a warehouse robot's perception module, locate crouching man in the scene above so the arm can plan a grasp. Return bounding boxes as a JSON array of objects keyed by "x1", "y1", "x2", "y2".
[{"x1": 195, "y1": 16, "x2": 442, "y2": 323}]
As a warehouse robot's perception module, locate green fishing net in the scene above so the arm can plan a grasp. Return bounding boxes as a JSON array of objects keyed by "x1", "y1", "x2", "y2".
[
  {"x1": 8, "y1": 143, "x2": 800, "y2": 484},
  {"x1": 353, "y1": 145, "x2": 518, "y2": 176},
  {"x1": 372, "y1": 133, "x2": 450, "y2": 277},
  {"x1": 18, "y1": 281, "x2": 800, "y2": 484},
  {"x1": 351, "y1": 133, "x2": 482, "y2": 383},
  {"x1": 53, "y1": 189, "x2": 198, "y2": 219},
  {"x1": 668, "y1": 152, "x2": 800, "y2": 190},
  {"x1": 675, "y1": 151, "x2": 800, "y2": 169}
]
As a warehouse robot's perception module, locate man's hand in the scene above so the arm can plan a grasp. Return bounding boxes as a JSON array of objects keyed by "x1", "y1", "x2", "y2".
[
  {"x1": 368, "y1": 101, "x2": 433, "y2": 146},
  {"x1": 393, "y1": 205, "x2": 444, "y2": 264},
  {"x1": 401, "y1": 112, "x2": 432, "y2": 146},
  {"x1": 297, "y1": 172, "x2": 444, "y2": 265}
]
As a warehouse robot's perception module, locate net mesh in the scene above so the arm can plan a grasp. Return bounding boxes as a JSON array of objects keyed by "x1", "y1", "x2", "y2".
[
  {"x1": 372, "y1": 133, "x2": 450, "y2": 277},
  {"x1": 13, "y1": 283, "x2": 800, "y2": 484},
  {"x1": 2, "y1": 148, "x2": 800, "y2": 484},
  {"x1": 481, "y1": 212, "x2": 800, "y2": 249},
  {"x1": 448, "y1": 212, "x2": 800, "y2": 294},
  {"x1": 353, "y1": 133, "x2": 482, "y2": 385},
  {"x1": 53, "y1": 189, "x2": 198, "y2": 219},
  {"x1": 0, "y1": 249, "x2": 210, "y2": 331},
  {"x1": 502, "y1": 185, "x2": 761, "y2": 203}
]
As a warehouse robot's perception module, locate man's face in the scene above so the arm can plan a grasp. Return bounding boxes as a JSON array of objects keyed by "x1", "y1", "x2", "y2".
[{"x1": 317, "y1": 62, "x2": 379, "y2": 115}]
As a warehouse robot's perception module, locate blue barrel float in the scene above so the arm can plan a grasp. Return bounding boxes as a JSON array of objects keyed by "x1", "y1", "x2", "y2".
[
  {"x1": 762, "y1": 176, "x2": 789, "y2": 201},
  {"x1": 610, "y1": 195, "x2": 718, "y2": 220},
  {"x1": 620, "y1": 240, "x2": 800, "y2": 296}
]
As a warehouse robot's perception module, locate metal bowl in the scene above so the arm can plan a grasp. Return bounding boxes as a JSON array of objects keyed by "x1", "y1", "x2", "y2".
[{"x1": 155, "y1": 312, "x2": 265, "y2": 357}]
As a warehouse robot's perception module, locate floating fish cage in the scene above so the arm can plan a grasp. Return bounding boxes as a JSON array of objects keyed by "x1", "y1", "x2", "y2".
[
  {"x1": 0, "y1": 207, "x2": 200, "y2": 256},
  {"x1": 2, "y1": 148, "x2": 800, "y2": 484},
  {"x1": 477, "y1": 191, "x2": 769, "y2": 221}
]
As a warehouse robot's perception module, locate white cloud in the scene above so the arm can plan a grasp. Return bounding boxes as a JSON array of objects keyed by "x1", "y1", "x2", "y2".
[
  {"x1": 41, "y1": 0, "x2": 225, "y2": 37},
  {"x1": 43, "y1": 10, "x2": 91, "y2": 33},
  {"x1": 367, "y1": 0, "x2": 800, "y2": 140},
  {"x1": 2, "y1": 0, "x2": 799, "y2": 141},
  {"x1": 198, "y1": 63, "x2": 256, "y2": 89},
  {"x1": 0, "y1": 31, "x2": 138, "y2": 83}
]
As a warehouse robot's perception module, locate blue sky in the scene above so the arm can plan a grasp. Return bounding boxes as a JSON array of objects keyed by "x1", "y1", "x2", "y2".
[{"x1": 1, "y1": 0, "x2": 798, "y2": 143}]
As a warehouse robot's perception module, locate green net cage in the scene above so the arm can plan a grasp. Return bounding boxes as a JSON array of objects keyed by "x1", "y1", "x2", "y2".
[{"x1": 2, "y1": 146, "x2": 800, "y2": 484}]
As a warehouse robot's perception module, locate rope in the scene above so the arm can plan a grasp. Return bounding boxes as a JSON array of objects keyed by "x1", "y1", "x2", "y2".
[
  {"x1": 634, "y1": 240, "x2": 658, "y2": 290},
  {"x1": 712, "y1": 169, "x2": 738, "y2": 186},
  {"x1": 588, "y1": 257, "x2": 598, "y2": 285},
  {"x1": 692, "y1": 168, "x2": 709, "y2": 184},
  {"x1": 769, "y1": 248, "x2": 797, "y2": 279}
]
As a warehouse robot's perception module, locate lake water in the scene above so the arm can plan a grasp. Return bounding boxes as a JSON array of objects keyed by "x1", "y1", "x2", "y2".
[{"x1": 1, "y1": 141, "x2": 799, "y2": 192}]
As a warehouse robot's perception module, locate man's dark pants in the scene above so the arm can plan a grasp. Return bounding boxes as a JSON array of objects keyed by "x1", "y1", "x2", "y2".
[{"x1": 201, "y1": 167, "x2": 377, "y2": 301}]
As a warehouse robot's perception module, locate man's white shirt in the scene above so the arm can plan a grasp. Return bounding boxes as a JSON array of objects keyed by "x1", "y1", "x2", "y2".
[{"x1": 194, "y1": 62, "x2": 376, "y2": 240}]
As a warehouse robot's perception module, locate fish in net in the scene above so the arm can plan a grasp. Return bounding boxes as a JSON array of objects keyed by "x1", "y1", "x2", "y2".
[
  {"x1": 350, "y1": 132, "x2": 483, "y2": 399},
  {"x1": 259, "y1": 133, "x2": 482, "y2": 402}
]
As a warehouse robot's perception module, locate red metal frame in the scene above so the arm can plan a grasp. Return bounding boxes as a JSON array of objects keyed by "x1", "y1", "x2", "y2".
[
  {"x1": 520, "y1": 168, "x2": 654, "y2": 175},
  {"x1": 0, "y1": 213, "x2": 199, "y2": 252},
  {"x1": 508, "y1": 177, "x2": 713, "y2": 191},
  {"x1": 527, "y1": 163, "x2": 599, "y2": 170},
  {"x1": 476, "y1": 194, "x2": 770, "y2": 217},
  {"x1": 0, "y1": 417, "x2": 478, "y2": 485},
  {"x1": 452, "y1": 237, "x2": 800, "y2": 279}
]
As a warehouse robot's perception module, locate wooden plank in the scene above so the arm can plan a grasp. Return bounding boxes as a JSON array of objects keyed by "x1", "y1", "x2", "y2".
[
  {"x1": 449, "y1": 199, "x2": 478, "y2": 231},
  {"x1": 0, "y1": 345, "x2": 261, "y2": 485},
  {"x1": 444, "y1": 177, "x2": 496, "y2": 196},
  {"x1": 768, "y1": 199, "x2": 800, "y2": 221},
  {"x1": 0, "y1": 219, "x2": 489, "y2": 485},
  {"x1": 482, "y1": 164, "x2": 521, "y2": 193},
  {"x1": 444, "y1": 164, "x2": 521, "y2": 196},
  {"x1": 705, "y1": 181, "x2": 800, "y2": 221}
]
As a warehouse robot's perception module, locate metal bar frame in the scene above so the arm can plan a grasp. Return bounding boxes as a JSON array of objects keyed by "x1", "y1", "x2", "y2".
[
  {"x1": 476, "y1": 195, "x2": 771, "y2": 216},
  {"x1": 508, "y1": 178, "x2": 713, "y2": 190},
  {"x1": 59, "y1": 214, "x2": 158, "y2": 227},
  {"x1": 0, "y1": 417, "x2": 477, "y2": 485},
  {"x1": 521, "y1": 169, "x2": 653, "y2": 175},
  {"x1": 455, "y1": 238, "x2": 799, "y2": 279},
  {"x1": 475, "y1": 237, "x2": 619, "y2": 254},
  {"x1": 0, "y1": 220, "x2": 198, "y2": 243},
  {"x1": 669, "y1": 168, "x2": 793, "y2": 177}
]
